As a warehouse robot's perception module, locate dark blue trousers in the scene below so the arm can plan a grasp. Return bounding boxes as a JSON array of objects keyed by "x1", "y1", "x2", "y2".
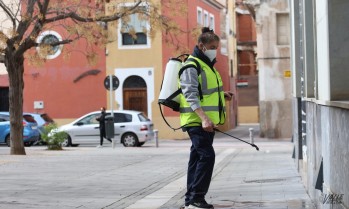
[{"x1": 185, "y1": 126, "x2": 215, "y2": 205}]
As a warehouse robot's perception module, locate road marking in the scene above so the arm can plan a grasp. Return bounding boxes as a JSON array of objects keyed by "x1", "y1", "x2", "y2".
[{"x1": 125, "y1": 149, "x2": 236, "y2": 209}]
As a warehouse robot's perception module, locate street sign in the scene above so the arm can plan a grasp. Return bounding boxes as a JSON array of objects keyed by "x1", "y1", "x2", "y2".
[
  {"x1": 284, "y1": 70, "x2": 291, "y2": 78},
  {"x1": 104, "y1": 75, "x2": 119, "y2": 91}
]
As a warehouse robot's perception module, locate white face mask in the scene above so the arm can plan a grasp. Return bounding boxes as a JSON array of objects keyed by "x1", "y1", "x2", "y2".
[{"x1": 203, "y1": 46, "x2": 217, "y2": 62}]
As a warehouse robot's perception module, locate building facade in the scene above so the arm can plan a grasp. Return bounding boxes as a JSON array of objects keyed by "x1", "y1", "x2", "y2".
[
  {"x1": 0, "y1": 1, "x2": 107, "y2": 121},
  {"x1": 2, "y1": 0, "x2": 236, "y2": 140},
  {"x1": 106, "y1": 0, "x2": 236, "y2": 139},
  {"x1": 235, "y1": 0, "x2": 258, "y2": 124},
  {"x1": 290, "y1": 0, "x2": 349, "y2": 208},
  {"x1": 22, "y1": 18, "x2": 107, "y2": 123},
  {"x1": 250, "y1": 0, "x2": 292, "y2": 138}
]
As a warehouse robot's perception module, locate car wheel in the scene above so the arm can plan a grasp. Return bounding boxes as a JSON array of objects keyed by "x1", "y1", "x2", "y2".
[
  {"x1": 122, "y1": 133, "x2": 139, "y2": 147},
  {"x1": 137, "y1": 142, "x2": 145, "y2": 147},
  {"x1": 61, "y1": 135, "x2": 72, "y2": 147},
  {"x1": 5, "y1": 135, "x2": 11, "y2": 147}
]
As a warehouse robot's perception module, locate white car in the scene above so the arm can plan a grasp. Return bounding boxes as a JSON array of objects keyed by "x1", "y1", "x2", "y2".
[{"x1": 58, "y1": 110, "x2": 154, "y2": 147}]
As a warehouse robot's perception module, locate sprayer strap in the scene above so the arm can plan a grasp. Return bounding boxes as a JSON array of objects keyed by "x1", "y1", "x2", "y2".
[
  {"x1": 178, "y1": 58, "x2": 201, "y2": 77},
  {"x1": 167, "y1": 88, "x2": 182, "y2": 101},
  {"x1": 178, "y1": 58, "x2": 203, "y2": 101}
]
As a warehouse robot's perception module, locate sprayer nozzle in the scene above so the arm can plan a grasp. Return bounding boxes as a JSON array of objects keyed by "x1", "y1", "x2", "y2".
[{"x1": 252, "y1": 144, "x2": 259, "y2": 151}]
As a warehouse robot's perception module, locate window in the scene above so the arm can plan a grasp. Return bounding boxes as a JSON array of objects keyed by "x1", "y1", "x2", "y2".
[
  {"x1": 123, "y1": 75, "x2": 147, "y2": 88},
  {"x1": 197, "y1": 7, "x2": 203, "y2": 25},
  {"x1": 122, "y1": 33, "x2": 147, "y2": 45},
  {"x1": 138, "y1": 113, "x2": 150, "y2": 122},
  {"x1": 204, "y1": 11, "x2": 209, "y2": 27},
  {"x1": 120, "y1": 6, "x2": 148, "y2": 46},
  {"x1": 276, "y1": 13, "x2": 290, "y2": 45},
  {"x1": 209, "y1": 14, "x2": 215, "y2": 30},
  {"x1": 0, "y1": 114, "x2": 9, "y2": 122},
  {"x1": 42, "y1": 35, "x2": 60, "y2": 54},
  {"x1": 23, "y1": 115, "x2": 36, "y2": 123},
  {"x1": 114, "y1": 113, "x2": 132, "y2": 123},
  {"x1": 77, "y1": 114, "x2": 99, "y2": 125},
  {"x1": 36, "y1": 31, "x2": 63, "y2": 59}
]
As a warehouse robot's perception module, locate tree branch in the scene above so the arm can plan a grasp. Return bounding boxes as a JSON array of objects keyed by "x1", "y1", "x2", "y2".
[
  {"x1": 16, "y1": 0, "x2": 37, "y2": 43},
  {"x1": 36, "y1": 38, "x2": 74, "y2": 47},
  {"x1": 16, "y1": 0, "x2": 49, "y2": 57},
  {"x1": 45, "y1": 1, "x2": 142, "y2": 24},
  {"x1": 0, "y1": 0, "x2": 17, "y2": 29}
]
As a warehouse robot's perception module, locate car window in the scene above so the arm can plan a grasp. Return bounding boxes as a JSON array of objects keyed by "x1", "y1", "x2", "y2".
[
  {"x1": 0, "y1": 114, "x2": 9, "y2": 122},
  {"x1": 0, "y1": 118, "x2": 8, "y2": 122},
  {"x1": 31, "y1": 114, "x2": 45, "y2": 125},
  {"x1": 41, "y1": 113, "x2": 54, "y2": 123},
  {"x1": 138, "y1": 113, "x2": 150, "y2": 122},
  {"x1": 23, "y1": 114, "x2": 37, "y2": 123},
  {"x1": 113, "y1": 113, "x2": 132, "y2": 123},
  {"x1": 77, "y1": 114, "x2": 99, "y2": 125}
]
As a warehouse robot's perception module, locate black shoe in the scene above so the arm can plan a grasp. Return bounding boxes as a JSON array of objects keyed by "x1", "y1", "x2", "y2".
[
  {"x1": 179, "y1": 203, "x2": 189, "y2": 209},
  {"x1": 188, "y1": 200, "x2": 214, "y2": 209}
]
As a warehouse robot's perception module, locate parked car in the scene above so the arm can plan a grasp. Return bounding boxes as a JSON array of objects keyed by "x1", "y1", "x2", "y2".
[
  {"x1": 25, "y1": 113, "x2": 55, "y2": 133},
  {"x1": 24, "y1": 113, "x2": 55, "y2": 145},
  {"x1": 0, "y1": 112, "x2": 41, "y2": 147},
  {"x1": 58, "y1": 110, "x2": 154, "y2": 147}
]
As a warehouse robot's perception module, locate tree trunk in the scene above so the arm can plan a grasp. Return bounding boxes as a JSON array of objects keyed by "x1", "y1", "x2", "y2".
[{"x1": 6, "y1": 53, "x2": 26, "y2": 155}]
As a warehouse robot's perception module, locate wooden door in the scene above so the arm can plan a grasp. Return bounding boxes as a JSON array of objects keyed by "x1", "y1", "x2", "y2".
[{"x1": 123, "y1": 88, "x2": 147, "y2": 116}]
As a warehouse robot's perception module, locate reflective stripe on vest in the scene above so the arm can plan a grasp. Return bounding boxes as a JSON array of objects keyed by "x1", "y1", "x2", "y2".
[
  {"x1": 201, "y1": 86, "x2": 224, "y2": 95},
  {"x1": 180, "y1": 105, "x2": 226, "y2": 113}
]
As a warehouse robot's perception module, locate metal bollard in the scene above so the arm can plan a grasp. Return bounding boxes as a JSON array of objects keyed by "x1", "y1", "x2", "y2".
[
  {"x1": 249, "y1": 128, "x2": 254, "y2": 144},
  {"x1": 153, "y1": 129, "x2": 159, "y2": 148}
]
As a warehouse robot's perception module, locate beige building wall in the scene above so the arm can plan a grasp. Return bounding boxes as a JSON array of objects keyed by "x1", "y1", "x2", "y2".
[
  {"x1": 226, "y1": 0, "x2": 239, "y2": 128},
  {"x1": 238, "y1": 106, "x2": 259, "y2": 123},
  {"x1": 106, "y1": 31, "x2": 162, "y2": 115},
  {"x1": 228, "y1": 0, "x2": 238, "y2": 80},
  {"x1": 255, "y1": 0, "x2": 292, "y2": 138}
]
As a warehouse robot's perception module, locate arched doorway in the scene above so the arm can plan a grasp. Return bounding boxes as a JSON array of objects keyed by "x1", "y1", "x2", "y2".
[{"x1": 123, "y1": 76, "x2": 148, "y2": 116}]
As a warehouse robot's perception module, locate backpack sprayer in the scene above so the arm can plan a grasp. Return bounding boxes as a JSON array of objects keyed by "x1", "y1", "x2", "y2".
[{"x1": 158, "y1": 54, "x2": 259, "y2": 151}]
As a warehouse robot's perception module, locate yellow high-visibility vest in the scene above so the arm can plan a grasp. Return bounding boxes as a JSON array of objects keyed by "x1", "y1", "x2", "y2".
[{"x1": 179, "y1": 56, "x2": 226, "y2": 127}]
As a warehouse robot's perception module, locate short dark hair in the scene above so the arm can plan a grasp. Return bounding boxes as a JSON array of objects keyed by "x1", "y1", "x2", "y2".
[{"x1": 197, "y1": 27, "x2": 220, "y2": 44}]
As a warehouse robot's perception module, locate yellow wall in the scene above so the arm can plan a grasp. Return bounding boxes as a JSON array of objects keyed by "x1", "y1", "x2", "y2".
[
  {"x1": 105, "y1": 7, "x2": 175, "y2": 139},
  {"x1": 238, "y1": 106, "x2": 259, "y2": 124},
  {"x1": 54, "y1": 119, "x2": 75, "y2": 126}
]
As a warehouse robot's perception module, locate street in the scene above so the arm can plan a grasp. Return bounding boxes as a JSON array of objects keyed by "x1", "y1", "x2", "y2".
[{"x1": 0, "y1": 126, "x2": 315, "y2": 209}]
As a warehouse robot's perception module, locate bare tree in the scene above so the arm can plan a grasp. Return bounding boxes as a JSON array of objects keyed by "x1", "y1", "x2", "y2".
[{"x1": 0, "y1": 0, "x2": 185, "y2": 155}]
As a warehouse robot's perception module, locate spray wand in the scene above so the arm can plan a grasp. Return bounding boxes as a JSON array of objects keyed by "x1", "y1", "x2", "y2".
[{"x1": 214, "y1": 128, "x2": 259, "y2": 151}]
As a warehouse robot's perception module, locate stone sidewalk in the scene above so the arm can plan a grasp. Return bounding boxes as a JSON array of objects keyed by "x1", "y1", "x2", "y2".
[{"x1": 0, "y1": 125, "x2": 316, "y2": 209}]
